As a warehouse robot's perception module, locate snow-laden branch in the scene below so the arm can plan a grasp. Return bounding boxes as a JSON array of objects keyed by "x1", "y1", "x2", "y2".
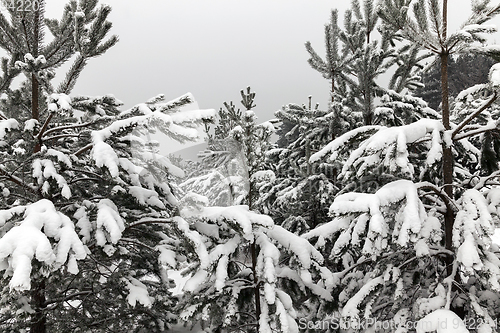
[
  {"x1": 310, "y1": 180, "x2": 441, "y2": 259},
  {"x1": 453, "y1": 119, "x2": 500, "y2": 140},
  {"x1": 416, "y1": 181, "x2": 458, "y2": 212},
  {"x1": 312, "y1": 119, "x2": 444, "y2": 180},
  {"x1": 0, "y1": 200, "x2": 86, "y2": 291},
  {"x1": 91, "y1": 99, "x2": 215, "y2": 177},
  {"x1": 42, "y1": 121, "x2": 94, "y2": 137},
  {"x1": 310, "y1": 125, "x2": 382, "y2": 163},
  {"x1": 0, "y1": 118, "x2": 18, "y2": 139}
]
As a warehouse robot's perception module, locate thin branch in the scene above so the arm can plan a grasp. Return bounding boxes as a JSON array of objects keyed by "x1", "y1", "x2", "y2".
[
  {"x1": 119, "y1": 237, "x2": 156, "y2": 251},
  {"x1": 473, "y1": 170, "x2": 500, "y2": 189},
  {"x1": 74, "y1": 143, "x2": 93, "y2": 156},
  {"x1": 124, "y1": 218, "x2": 175, "y2": 232},
  {"x1": 44, "y1": 291, "x2": 92, "y2": 306},
  {"x1": 43, "y1": 121, "x2": 94, "y2": 137},
  {"x1": 416, "y1": 182, "x2": 458, "y2": 212},
  {"x1": 44, "y1": 35, "x2": 73, "y2": 64},
  {"x1": 36, "y1": 112, "x2": 54, "y2": 141},
  {"x1": 453, "y1": 122, "x2": 499, "y2": 141},
  {"x1": 44, "y1": 133, "x2": 81, "y2": 141},
  {"x1": 68, "y1": 177, "x2": 101, "y2": 184},
  {"x1": 452, "y1": 92, "x2": 497, "y2": 139},
  {"x1": 68, "y1": 168, "x2": 104, "y2": 180},
  {"x1": 0, "y1": 166, "x2": 39, "y2": 196}
]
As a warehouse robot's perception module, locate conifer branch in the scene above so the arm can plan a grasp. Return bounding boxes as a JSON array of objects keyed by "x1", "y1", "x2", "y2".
[
  {"x1": 43, "y1": 35, "x2": 74, "y2": 67},
  {"x1": 119, "y1": 238, "x2": 156, "y2": 251},
  {"x1": 44, "y1": 133, "x2": 81, "y2": 141},
  {"x1": 0, "y1": 165, "x2": 39, "y2": 196},
  {"x1": 74, "y1": 143, "x2": 93, "y2": 156},
  {"x1": 416, "y1": 182, "x2": 458, "y2": 212},
  {"x1": 21, "y1": 17, "x2": 33, "y2": 55},
  {"x1": 453, "y1": 122, "x2": 500, "y2": 141},
  {"x1": 473, "y1": 170, "x2": 500, "y2": 189},
  {"x1": 43, "y1": 121, "x2": 94, "y2": 137},
  {"x1": 36, "y1": 112, "x2": 54, "y2": 141},
  {"x1": 44, "y1": 291, "x2": 92, "y2": 306},
  {"x1": 0, "y1": 14, "x2": 19, "y2": 52},
  {"x1": 57, "y1": 55, "x2": 86, "y2": 94},
  {"x1": 124, "y1": 218, "x2": 175, "y2": 231},
  {"x1": 451, "y1": 92, "x2": 497, "y2": 139}
]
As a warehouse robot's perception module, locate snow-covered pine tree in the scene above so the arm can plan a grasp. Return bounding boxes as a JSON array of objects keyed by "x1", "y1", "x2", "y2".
[
  {"x1": 379, "y1": 0, "x2": 500, "y2": 261},
  {"x1": 305, "y1": 9, "x2": 355, "y2": 102},
  {"x1": 264, "y1": 1, "x2": 433, "y2": 236},
  {"x1": 0, "y1": 1, "x2": 215, "y2": 332},
  {"x1": 175, "y1": 89, "x2": 335, "y2": 332},
  {"x1": 195, "y1": 87, "x2": 275, "y2": 209},
  {"x1": 179, "y1": 99, "x2": 248, "y2": 208},
  {"x1": 255, "y1": 97, "x2": 339, "y2": 233},
  {"x1": 304, "y1": 0, "x2": 500, "y2": 329},
  {"x1": 307, "y1": 0, "x2": 432, "y2": 128}
]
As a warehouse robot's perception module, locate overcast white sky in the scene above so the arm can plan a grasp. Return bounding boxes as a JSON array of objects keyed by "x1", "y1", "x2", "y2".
[{"x1": 41, "y1": 0, "x2": 500, "y2": 153}]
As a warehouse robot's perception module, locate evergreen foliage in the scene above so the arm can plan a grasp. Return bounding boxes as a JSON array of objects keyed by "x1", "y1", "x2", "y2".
[
  {"x1": 4, "y1": 1, "x2": 500, "y2": 332},
  {"x1": 306, "y1": 0, "x2": 428, "y2": 125},
  {"x1": 256, "y1": 97, "x2": 339, "y2": 232},
  {"x1": 291, "y1": 0, "x2": 500, "y2": 330},
  {"x1": 0, "y1": 1, "x2": 215, "y2": 332}
]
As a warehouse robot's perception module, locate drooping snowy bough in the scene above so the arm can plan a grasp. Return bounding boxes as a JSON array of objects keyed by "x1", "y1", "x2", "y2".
[{"x1": 176, "y1": 202, "x2": 336, "y2": 333}]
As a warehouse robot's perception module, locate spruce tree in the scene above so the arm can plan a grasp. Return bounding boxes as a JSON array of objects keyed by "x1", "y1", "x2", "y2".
[
  {"x1": 256, "y1": 97, "x2": 340, "y2": 232},
  {"x1": 179, "y1": 88, "x2": 276, "y2": 332}
]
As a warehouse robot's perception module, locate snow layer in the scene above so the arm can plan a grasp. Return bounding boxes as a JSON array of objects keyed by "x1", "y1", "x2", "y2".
[
  {"x1": 183, "y1": 205, "x2": 273, "y2": 241},
  {"x1": 0, "y1": 118, "x2": 19, "y2": 139},
  {"x1": 489, "y1": 63, "x2": 500, "y2": 87},
  {"x1": 416, "y1": 309, "x2": 469, "y2": 333},
  {"x1": 95, "y1": 199, "x2": 125, "y2": 246},
  {"x1": 310, "y1": 125, "x2": 382, "y2": 163},
  {"x1": 91, "y1": 94, "x2": 215, "y2": 178},
  {"x1": 325, "y1": 180, "x2": 427, "y2": 256},
  {"x1": 341, "y1": 276, "x2": 384, "y2": 318},
  {"x1": 454, "y1": 189, "x2": 494, "y2": 273},
  {"x1": 0, "y1": 200, "x2": 86, "y2": 291},
  {"x1": 312, "y1": 119, "x2": 444, "y2": 181},
  {"x1": 268, "y1": 225, "x2": 323, "y2": 269},
  {"x1": 124, "y1": 277, "x2": 153, "y2": 307},
  {"x1": 32, "y1": 159, "x2": 72, "y2": 199}
]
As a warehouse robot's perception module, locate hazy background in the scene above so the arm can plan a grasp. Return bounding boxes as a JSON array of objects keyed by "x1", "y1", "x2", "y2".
[{"x1": 38, "y1": 0, "x2": 500, "y2": 154}]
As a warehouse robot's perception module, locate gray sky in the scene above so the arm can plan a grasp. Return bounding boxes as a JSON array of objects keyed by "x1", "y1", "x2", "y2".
[{"x1": 41, "y1": 0, "x2": 500, "y2": 153}]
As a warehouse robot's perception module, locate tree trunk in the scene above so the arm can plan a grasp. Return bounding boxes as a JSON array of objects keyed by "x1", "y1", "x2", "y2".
[
  {"x1": 30, "y1": 277, "x2": 46, "y2": 333},
  {"x1": 440, "y1": 0, "x2": 455, "y2": 274},
  {"x1": 331, "y1": 78, "x2": 335, "y2": 103},
  {"x1": 245, "y1": 146, "x2": 261, "y2": 331},
  {"x1": 32, "y1": 6, "x2": 41, "y2": 152},
  {"x1": 30, "y1": 8, "x2": 46, "y2": 333},
  {"x1": 250, "y1": 241, "x2": 261, "y2": 331},
  {"x1": 363, "y1": 89, "x2": 373, "y2": 125}
]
